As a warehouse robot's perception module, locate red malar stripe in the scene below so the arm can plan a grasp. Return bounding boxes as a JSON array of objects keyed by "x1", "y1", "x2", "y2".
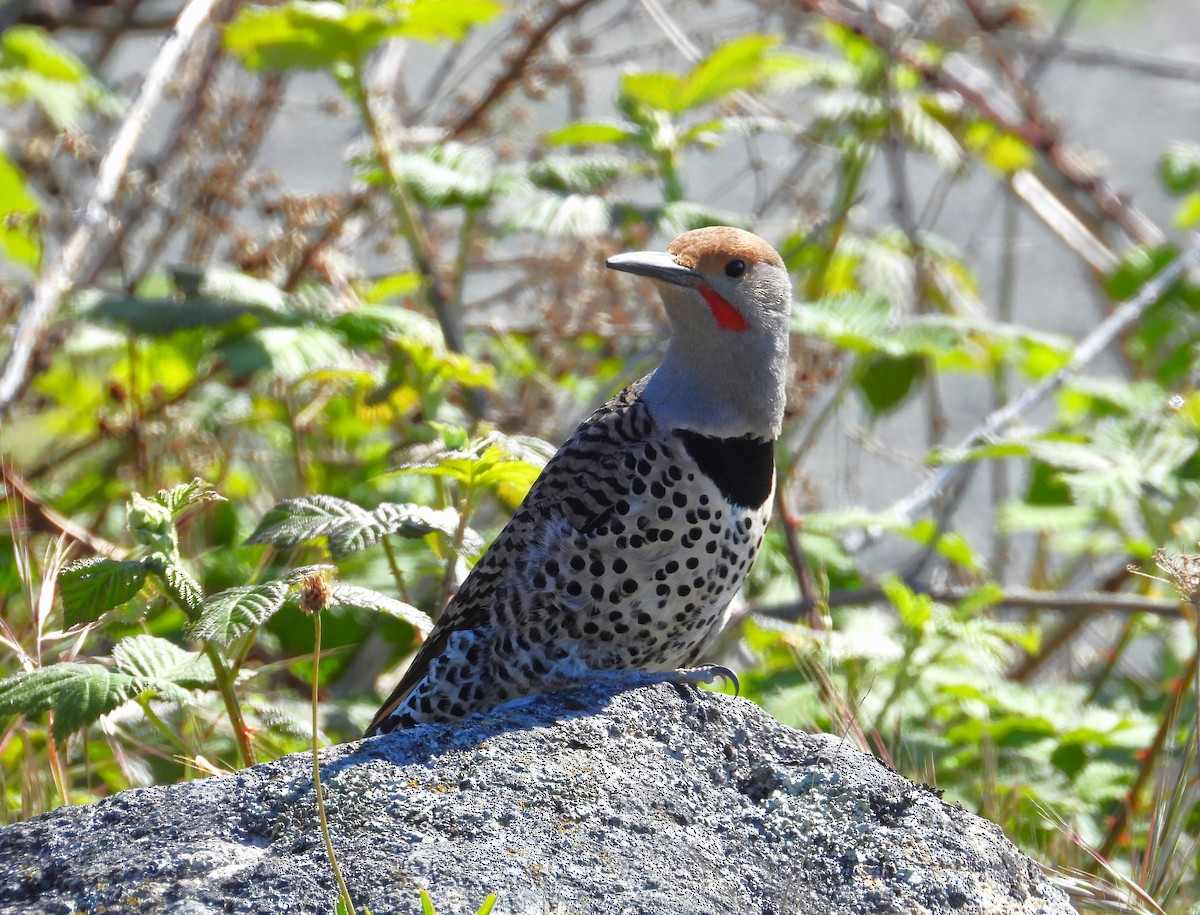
[{"x1": 699, "y1": 287, "x2": 750, "y2": 331}]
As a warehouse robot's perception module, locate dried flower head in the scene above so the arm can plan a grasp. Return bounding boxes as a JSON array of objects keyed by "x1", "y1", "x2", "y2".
[{"x1": 299, "y1": 572, "x2": 331, "y2": 617}]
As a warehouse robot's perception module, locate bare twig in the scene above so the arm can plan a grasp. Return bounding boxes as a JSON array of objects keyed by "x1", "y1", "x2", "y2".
[
  {"x1": 844, "y1": 238, "x2": 1200, "y2": 550},
  {"x1": 997, "y1": 31, "x2": 1200, "y2": 84},
  {"x1": 0, "y1": 0, "x2": 223, "y2": 416},
  {"x1": 449, "y1": 0, "x2": 597, "y2": 139},
  {"x1": 1, "y1": 462, "x2": 125, "y2": 559}
]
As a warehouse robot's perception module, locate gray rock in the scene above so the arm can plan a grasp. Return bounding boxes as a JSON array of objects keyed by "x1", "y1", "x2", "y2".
[{"x1": 0, "y1": 681, "x2": 1075, "y2": 915}]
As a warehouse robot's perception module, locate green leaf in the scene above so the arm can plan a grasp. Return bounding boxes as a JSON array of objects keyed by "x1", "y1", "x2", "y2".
[
  {"x1": 791, "y1": 294, "x2": 891, "y2": 352},
  {"x1": 855, "y1": 353, "x2": 925, "y2": 415},
  {"x1": 0, "y1": 151, "x2": 39, "y2": 272},
  {"x1": 964, "y1": 121, "x2": 1034, "y2": 175},
  {"x1": 390, "y1": 143, "x2": 500, "y2": 210},
  {"x1": 0, "y1": 26, "x2": 121, "y2": 128},
  {"x1": 224, "y1": 1, "x2": 396, "y2": 70},
  {"x1": 679, "y1": 34, "x2": 783, "y2": 110},
  {"x1": 152, "y1": 478, "x2": 225, "y2": 517},
  {"x1": 1159, "y1": 142, "x2": 1200, "y2": 195},
  {"x1": 506, "y1": 192, "x2": 613, "y2": 239},
  {"x1": 998, "y1": 502, "x2": 1094, "y2": 535},
  {"x1": 58, "y1": 557, "x2": 149, "y2": 627},
  {"x1": 111, "y1": 635, "x2": 215, "y2": 690},
  {"x1": 1, "y1": 26, "x2": 87, "y2": 82},
  {"x1": 391, "y1": 0, "x2": 502, "y2": 43},
  {"x1": 1172, "y1": 192, "x2": 1200, "y2": 231},
  {"x1": 246, "y1": 494, "x2": 373, "y2": 548},
  {"x1": 226, "y1": 0, "x2": 501, "y2": 71},
  {"x1": 0, "y1": 663, "x2": 138, "y2": 739},
  {"x1": 544, "y1": 121, "x2": 639, "y2": 147},
  {"x1": 148, "y1": 557, "x2": 205, "y2": 618},
  {"x1": 328, "y1": 502, "x2": 482, "y2": 559},
  {"x1": 219, "y1": 325, "x2": 350, "y2": 382},
  {"x1": 526, "y1": 156, "x2": 630, "y2": 194},
  {"x1": 391, "y1": 443, "x2": 543, "y2": 505},
  {"x1": 85, "y1": 295, "x2": 275, "y2": 335},
  {"x1": 326, "y1": 584, "x2": 433, "y2": 633},
  {"x1": 619, "y1": 72, "x2": 685, "y2": 113},
  {"x1": 191, "y1": 580, "x2": 293, "y2": 648}
]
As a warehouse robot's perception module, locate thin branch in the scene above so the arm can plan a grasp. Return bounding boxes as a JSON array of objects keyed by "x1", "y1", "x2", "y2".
[
  {"x1": 449, "y1": 0, "x2": 597, "y2": 140},
  {"x1": 1, "y1": 462, "x2": 125, "y2": 560},
  {"x1": 0, "y1": 0, "x2": 222, "y2": 416},
  {"x1": 844, "y1": 238, "x2": 1200, "y2": 550},
  {"x1": 996, "y1": 31, "x2": 1200, "y2": 84}
]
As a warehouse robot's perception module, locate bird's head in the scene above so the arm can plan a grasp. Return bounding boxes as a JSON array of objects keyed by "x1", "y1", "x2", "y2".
[{"x1": 606, "y1": 226, "x2": 792, "y2": 440}]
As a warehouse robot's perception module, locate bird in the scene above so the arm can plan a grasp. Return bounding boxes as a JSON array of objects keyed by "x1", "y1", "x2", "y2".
[{"x1": 366, "y1": 226, "x2": 792, "y2": 735}]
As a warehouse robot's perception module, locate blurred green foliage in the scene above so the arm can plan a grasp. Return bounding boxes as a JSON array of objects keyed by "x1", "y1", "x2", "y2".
[{"x1": 0, "y1": 4, "x2": 1197, "y2": 913}]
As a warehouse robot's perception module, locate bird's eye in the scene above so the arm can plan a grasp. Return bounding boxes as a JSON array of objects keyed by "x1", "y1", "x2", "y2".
[{"x1": 724, "y1": 259, "x2": 746, "y2": 278}]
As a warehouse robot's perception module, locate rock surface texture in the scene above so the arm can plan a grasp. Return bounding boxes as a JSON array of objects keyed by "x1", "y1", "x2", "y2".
[{"x1": 0, "y1": 682, "x2": 1075, "y2": 915}]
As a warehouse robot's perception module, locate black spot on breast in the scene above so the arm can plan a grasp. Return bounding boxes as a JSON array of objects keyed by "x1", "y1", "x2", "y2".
[{"x1": 675, "y1": 431, "x2": 774, "y2": 509}]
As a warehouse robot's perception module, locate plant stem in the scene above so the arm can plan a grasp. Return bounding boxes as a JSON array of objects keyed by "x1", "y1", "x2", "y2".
[
  {"x1": 311, "y1": 610, "x2": 356, "y2": 913},
  {"x1": 139, "y1": 698, "x2": 195, "y2": 760},
  {"x1": 203, "y1": 644, "x2": 256, "y2": 768},
  {"x1": 1096, "y1": 645, "x2": 1200, "y2": 862},
  {"x1": 381, "y1": 536, "x2": 411, "y2": 604}
]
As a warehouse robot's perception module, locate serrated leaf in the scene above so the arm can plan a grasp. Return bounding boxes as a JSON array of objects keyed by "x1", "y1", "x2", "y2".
[
  {"x1": 58, "y1": 557, "x2": 149, "y2": 627},
  {"x1": 246, "y1": 494, "x2": 373, "y2": 548},
  {"x1": 506, "y1": 192, "x2": 613, "y2": 239},
  {"x1": 326, "y1": 584, "x2": 433, "y2": 633},
  {"x1": 391, "y1": 444, "x2": 542, "y2": 504},
  {"x1": 148, "y1": 557, "x2": 205, "y2": 617},
  {"x1": 112, "y1": 635, "x2": 215, "y2": 689},
  {"x1": 0, "y1": 664, "x2": 138, "y2": 739},
  {"x1": 191, "y1": 580, "x2": 292, "y2": 648},
  {"x1": 526, "y1": 156, "x2": 630, "y2": 193},
  {"x1": 998, "y1": 502, "x2": 1094, "y2": 535},
  {"x1": 328, "y1": 503, "x2": 480, "y2": 559},
  {"x1": 391, "y1": 143, "x2": 500, "y2": 210}
]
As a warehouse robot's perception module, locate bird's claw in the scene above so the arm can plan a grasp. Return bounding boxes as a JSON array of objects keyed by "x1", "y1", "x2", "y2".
[{"x1": 675, "y1": 664, "x2": 740, "y2": 697}]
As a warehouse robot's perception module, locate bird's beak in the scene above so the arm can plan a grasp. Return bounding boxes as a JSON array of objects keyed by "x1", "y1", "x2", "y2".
[{"x1": 606, "y1": 251, "x2": 700, "y2": 287}]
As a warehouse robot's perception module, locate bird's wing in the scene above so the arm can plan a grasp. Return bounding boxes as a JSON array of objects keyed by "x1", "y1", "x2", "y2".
[{"x1": 365, "y1": 378, "x2": 655, "y2": 735}]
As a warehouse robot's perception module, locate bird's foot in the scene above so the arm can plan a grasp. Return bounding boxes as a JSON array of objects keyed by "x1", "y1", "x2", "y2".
[
  {"x1": 577, "y1": 665, "x2": 740, "y2": 698},
  {"x1": 671, "y1": 664, "x2": 740, "y2": 697}
]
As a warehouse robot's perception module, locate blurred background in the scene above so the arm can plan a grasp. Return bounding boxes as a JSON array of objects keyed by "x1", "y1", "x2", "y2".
[{"x1": 0, "y1": 0, "x2": 1198, "y2": 910}]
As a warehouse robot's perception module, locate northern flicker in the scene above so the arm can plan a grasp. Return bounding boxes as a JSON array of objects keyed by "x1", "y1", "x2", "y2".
[{"x1": 366, "y1": 226, "x2": 792, "y2": 735}]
